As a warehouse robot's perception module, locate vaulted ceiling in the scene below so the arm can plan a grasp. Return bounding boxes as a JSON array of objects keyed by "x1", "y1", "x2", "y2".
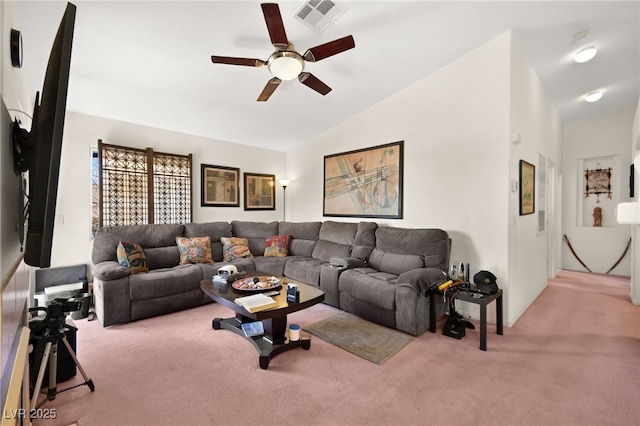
[{"x1": 16, "y1": 1, "x2": 640, "y2": 151}]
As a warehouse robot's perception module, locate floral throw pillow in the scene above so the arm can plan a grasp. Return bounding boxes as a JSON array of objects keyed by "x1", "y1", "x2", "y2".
[
  {"x1": 264, "y1": 235, "x2": 290, "y2": 257},
  {"x1": 176, "y1": 236, "x2": 213, "y2": 264},
  {"x1": 220, "y1": 237, "x2": 253, "y2": 262},
  {"x1": 117, "y1": 241, "x2": 149, "y2": 274}
]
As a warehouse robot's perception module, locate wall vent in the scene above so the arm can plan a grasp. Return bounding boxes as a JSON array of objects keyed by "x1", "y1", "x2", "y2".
[{"x1": 294, "y1": 1, "x2": 346, "y2": 34}]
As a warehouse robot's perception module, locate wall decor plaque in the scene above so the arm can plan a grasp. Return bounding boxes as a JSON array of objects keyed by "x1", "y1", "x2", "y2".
[{"x1": 584, "y1": 167, "x2": 612, "y2": 203}]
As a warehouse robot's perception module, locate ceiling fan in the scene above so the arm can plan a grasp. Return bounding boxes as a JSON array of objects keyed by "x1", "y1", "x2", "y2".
[{"x1": 211, "y1": 3, "x2": 355, "y2": 102}]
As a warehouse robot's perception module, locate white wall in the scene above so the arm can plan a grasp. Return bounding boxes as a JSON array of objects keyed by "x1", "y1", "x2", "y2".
[
  {"x1": 508, "y1": 35, "x2": 563, "y2": 323},
  {"x1": 286, "y1": 32, "x2": 561, "y2": 326},
  {"x1": 52, "y1": 112, "x2": 287, "y2": 270},
  {"x1": 1, "y1": 0, "x2": 33, "y2": 279},
  {"x1": 562, "y1": 106, "x2": 635, "y2": 276}
]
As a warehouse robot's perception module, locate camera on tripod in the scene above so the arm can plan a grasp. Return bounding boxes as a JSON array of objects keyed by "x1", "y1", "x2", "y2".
[
  {"x1": 28, "y1": 297, "x2": 94, "y2": 411},
  {"x1": 30, "y1": 297, "x2": 82, "y2": 337}
]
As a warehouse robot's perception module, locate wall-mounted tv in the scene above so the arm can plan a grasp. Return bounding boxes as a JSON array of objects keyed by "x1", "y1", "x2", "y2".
[{"x1": 11, "y1": 2, "x2": 76, "y2": 268}]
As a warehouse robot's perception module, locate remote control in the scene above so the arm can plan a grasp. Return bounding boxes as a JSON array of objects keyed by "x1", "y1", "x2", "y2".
[{"x1": 263, "y1": 290, "x2": 280, "y2": 296}]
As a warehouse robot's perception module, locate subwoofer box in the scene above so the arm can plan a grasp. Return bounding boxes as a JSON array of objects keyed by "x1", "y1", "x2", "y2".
[{"x1": 29, "y1": 320, "x2": 77, "y2": 387}]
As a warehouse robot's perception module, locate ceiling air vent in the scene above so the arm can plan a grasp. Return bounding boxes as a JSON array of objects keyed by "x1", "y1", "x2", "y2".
[{"x1": 294, "y1": 0, "x2": 346, "y2": 34}]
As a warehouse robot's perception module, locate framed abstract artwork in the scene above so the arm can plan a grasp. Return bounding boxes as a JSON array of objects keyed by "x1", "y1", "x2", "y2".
[
  {"x1": 324, "y1": 141, "x2": 403, "y2": 218},
  {"x1": 519, "y1": 160, "x2": 535, "y2": 215},
  {"x1": 244, "y1": 173, "x2": 275, "y2": 210},
  {"x1": 201, "y1": 164, "x2": 240, "y2": 207}
]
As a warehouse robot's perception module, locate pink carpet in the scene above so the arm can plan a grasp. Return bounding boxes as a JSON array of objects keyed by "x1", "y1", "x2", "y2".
[{"x1": 33, "y1": 270, "x2": 639, "y2": 426}]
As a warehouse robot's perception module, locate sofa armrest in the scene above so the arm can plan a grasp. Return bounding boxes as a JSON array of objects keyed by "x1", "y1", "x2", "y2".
[
  {"x1": 92, "y1": 261, "x2": 129, "y2": 281},
  {"x1": 329, "y1": 257, "x2": 366, "y2": 269},
  {"x1": 397, "y1": 268, "x2": 448, "y2": 294}
]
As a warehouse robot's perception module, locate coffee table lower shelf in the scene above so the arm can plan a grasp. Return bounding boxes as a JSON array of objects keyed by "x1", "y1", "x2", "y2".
[{"x1": 212, "y1": 316, "x2": 310, "y2": 369}]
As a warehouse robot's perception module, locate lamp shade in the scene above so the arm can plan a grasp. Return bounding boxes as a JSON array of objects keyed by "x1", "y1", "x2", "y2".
[{"x1": 267, "y1": 53, "x2": 304, "y2": 80}]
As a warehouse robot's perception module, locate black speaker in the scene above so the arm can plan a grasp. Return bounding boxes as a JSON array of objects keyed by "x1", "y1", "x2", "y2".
[{"x1": 443, "y1": 316, "x2": 466, "y2": 339}]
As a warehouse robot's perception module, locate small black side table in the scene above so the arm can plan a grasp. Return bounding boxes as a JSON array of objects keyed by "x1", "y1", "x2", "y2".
[
  {"x1": 428, "y1": 288, "x2": 503, "y2": 351},
  {"x1": 454, "y1": 289, "x2": 503, "y2": 351}
]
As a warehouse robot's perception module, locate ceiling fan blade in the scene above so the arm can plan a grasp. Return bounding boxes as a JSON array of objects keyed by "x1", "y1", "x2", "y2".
[
  {"x1": 303, "y1": 35, "x2": 355, "y2": 62},
  {"x1": 257, "y1": 77, "x2": 281, "y2": 102},
  {"x1": 211, "y1": 56, "x2": 265, "y2": 67},
  {"x1": 261, "y1": 3, "x2": 289, "y2": 50},
  {"x1": 298, "y1": 72, "x2": 332, "y2": 96}
]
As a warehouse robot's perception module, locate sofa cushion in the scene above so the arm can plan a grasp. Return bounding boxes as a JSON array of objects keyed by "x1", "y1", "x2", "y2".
[
  {"x1": 279, "y1": 222, "x2": 321, "y2": 257},
  {"x1": 283, "y1": 257, "x2": 325, "y2": 286},
  {"x1": 92, "y1": 260, "x2": 129, "y2": 281},
  {"x1": 351, "y1": 221, "x2": 378, "y2": 259},
  {"x1": 144, "y1": 246, "x2": 180, "y2": 270},
  {"x1": 264, "y1": 235, "x2": 290, "y2": 257},
  {"x1": 374, "y1": 227, "x2": 450, "y2": 270},
  {"x1": 319, "y1": 221, "x2": 357, "y2": 245},
  {"x1": 93, "y1": 224, "x2": 185, "y2": 264},
  {"x1": 116, "y1": 241, "x2": 148, "y2": 274},
  {"x1": 252, "y1": 256, "x2": 288, "y2": 277},
  {"x1": 221, "y1": 237, "x2": 254, "y2": 261},
  {"x1": 129, "y1": 264, "x2": 203, "y2": 301},
  {"x1": 312, "y1": 240, "x2": 351, "y2": 261},
  {"x1": 311, "y1": 221, "x2": 357, "y2": 261},
  {"x1": 368, "y1": 248, "x2": 424, "y2": 276},
  {"x1": 338, "y1": 268, "x2": 397, "y2": 310},
  {"x1": 184, "y1": 222, "x2": 232, "y2": 261},
  {"x1": 176, "y1": 236, "x2": 213, "y2": 264},
  {"x1": 232, "y1": 221, "x2": 279, "y2": 256}
]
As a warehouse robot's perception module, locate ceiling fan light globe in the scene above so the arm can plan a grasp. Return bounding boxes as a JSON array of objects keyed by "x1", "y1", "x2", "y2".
[{"x1": 267, "y1": 52, "x2": 304, "y2": 80}]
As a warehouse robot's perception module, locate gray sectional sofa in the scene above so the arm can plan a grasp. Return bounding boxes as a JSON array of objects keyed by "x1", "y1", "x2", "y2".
[{"x1": 91, "y1": 220, "x2": 450, "y2": 335}]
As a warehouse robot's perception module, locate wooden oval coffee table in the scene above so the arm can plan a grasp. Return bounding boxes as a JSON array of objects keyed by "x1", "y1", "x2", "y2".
[{"x1": 200, "y1": 275, "x2": 325, "y2": 369}]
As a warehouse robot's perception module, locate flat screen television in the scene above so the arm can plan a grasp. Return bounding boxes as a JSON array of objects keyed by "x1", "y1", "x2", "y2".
[{"x1": 11, "y1": 2, "x2": 76, "y2": 268}]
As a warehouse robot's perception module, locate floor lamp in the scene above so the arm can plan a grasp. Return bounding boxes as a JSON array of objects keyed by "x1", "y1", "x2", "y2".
[{"x1": 279, "y1": 179, "x2": 290, "y2": 221}]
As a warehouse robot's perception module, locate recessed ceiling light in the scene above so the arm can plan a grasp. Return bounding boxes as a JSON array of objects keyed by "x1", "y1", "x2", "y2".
[
  {"x1": 585, "y1": 90, "x2": 603, "y2": 103},
  {"x1": 573, "y1": 30, "x2": 589, "y2": 41},
  {"x1": 575, "y1": 45, "x2": 597, "y2": 63}
]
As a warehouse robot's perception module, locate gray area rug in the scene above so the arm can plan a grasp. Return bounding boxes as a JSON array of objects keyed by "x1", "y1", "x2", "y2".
[{"x1": 304, "y1": 312, "x2": 412, "y2": 365}]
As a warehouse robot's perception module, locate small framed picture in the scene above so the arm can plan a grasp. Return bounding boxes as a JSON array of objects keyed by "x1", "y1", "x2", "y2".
[
  {"x1": 244, "y1": 173, "x2": 275, "y2": 210},
  {"x1": 201, "y1": 164, "x2": 240, "y2": 207},
  {"x1": 519, "y1": 160, "x2": 535, "y2": 215}
]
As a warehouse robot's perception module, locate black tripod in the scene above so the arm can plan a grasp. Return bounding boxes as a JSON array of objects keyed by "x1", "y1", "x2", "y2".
[{"x1": 29, "y1": 302, "x2": 95, "y2": 411}]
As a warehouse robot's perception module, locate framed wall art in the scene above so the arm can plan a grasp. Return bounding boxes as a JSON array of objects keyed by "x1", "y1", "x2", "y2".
[
  {"x1": 201, "y1": 164, "x2": 240, "y2": 207},
  {"x1": 244, "y1": 173, "x2": 275, "y2": 210},
  {"x1": 324, "y1": 141, "x2": 403, "y2": 218},
  {"x1": 519, "y1": 160, "x2": 535, "y2": 215}
]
